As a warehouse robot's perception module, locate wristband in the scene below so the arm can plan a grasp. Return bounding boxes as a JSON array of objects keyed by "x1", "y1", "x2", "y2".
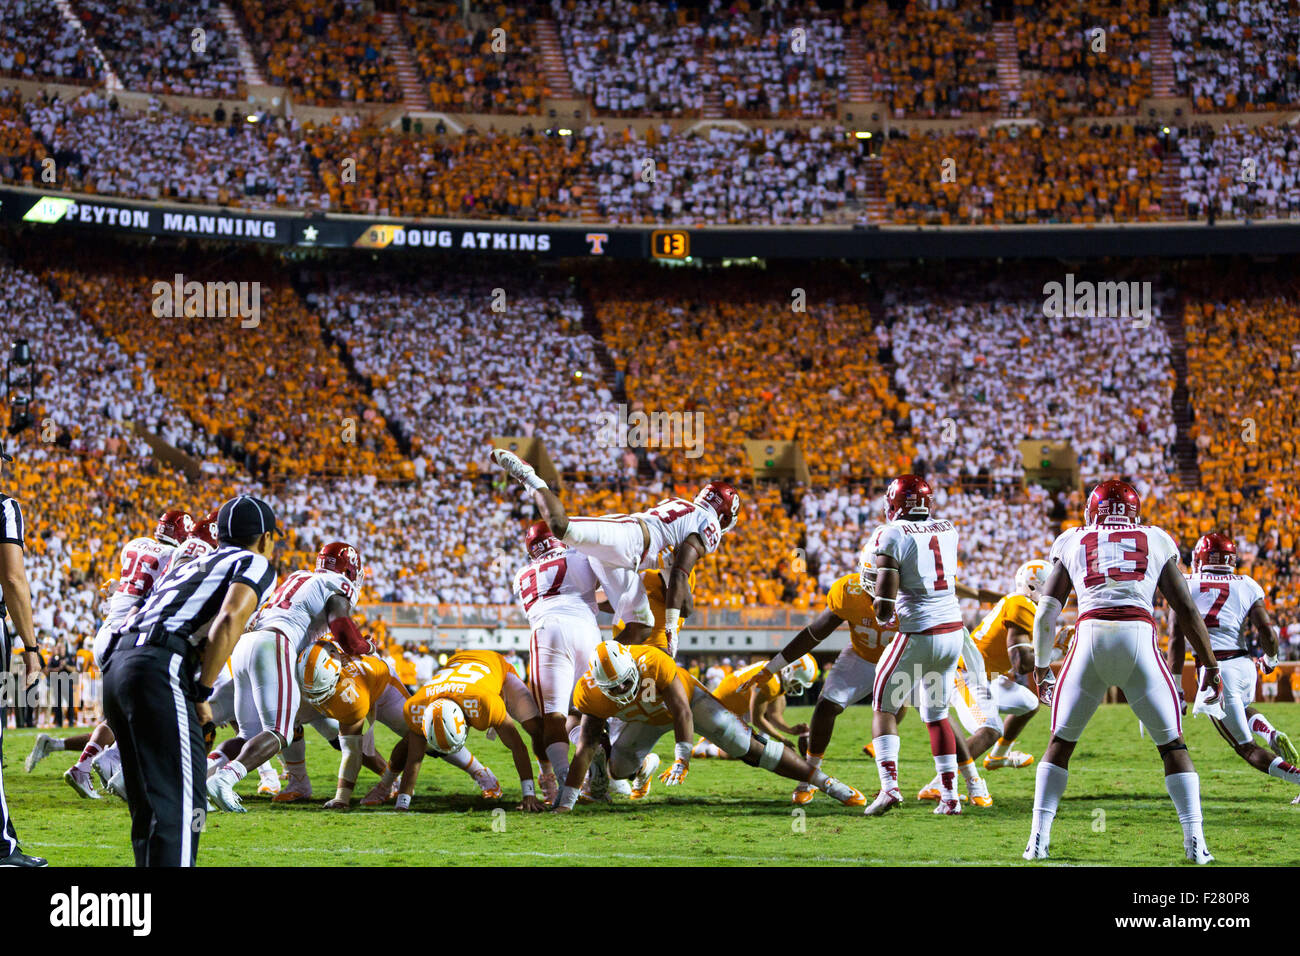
[
  {"x1": 664, "y1": 608, "x2": 680, "y2": 632},
  {"x1": 674, "y1": 742, "x2": 692, "y2": 762},
  {"x1": 395, "y1": 793, "x2": 412, "y2": 810},
  {"x1": 558, "y1": 785, "x2": 580, "y2": 809},
  {"x1": 195, "y1": 682, "x2": 214, "y2": 701},
  {"x1": 521, "y1": 779, "x2": 535, "y2": 797}
]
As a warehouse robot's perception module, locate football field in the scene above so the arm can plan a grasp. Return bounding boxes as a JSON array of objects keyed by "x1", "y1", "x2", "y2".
[{"x1": 9, "y1": 703, "x2": 1300, "y2": 867}]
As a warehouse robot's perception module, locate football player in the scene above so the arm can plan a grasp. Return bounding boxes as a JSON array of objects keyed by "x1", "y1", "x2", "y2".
[
  {"x1": 1026, "y1": 480, "x2": 1222, "y2": 864},
  {"x1": 915, "y1": 560, "x2": 1050, "y2": 804},
  {"x1": 513, "y1": 520, "x2": 604, "y2": 803},
  {"x1": 611, "y1": 560, "x2": 697, "y2": 656},
  {"x1": 28, "y1": 510, "x2": 194, "y2": 798},
  {"x1": 295, "y1": 641, "x2": 500, "y2": 808},
  {"x1": 556, "y1": 641, "x2": 865, "y2": 811},
  {"x1": 491, "y1": 447, "x2": 738, "y2": 656},
  {"x1": 742, "y1": 565, "x2": 904, "y2": 805},
  {"x1": 1167, "y1": 533, "x2": 1300, "y2": 795},
  {"x1": 395, "y1": 649, "x2": 548, "y2": 811},
  {"x1": 696, "y1": 654, "x2": 817, "y2": 758},
  {"x1": 861, "y1": 476, "x2": 970, "y2": 816},
  {"x1": 207, "y1": 542, "x2": 371, "y2": 812}
]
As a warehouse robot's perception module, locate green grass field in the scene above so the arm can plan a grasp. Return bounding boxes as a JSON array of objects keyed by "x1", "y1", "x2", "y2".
[{"x1": 8, "y1": 703, "x2": 1300, "y2": 867}]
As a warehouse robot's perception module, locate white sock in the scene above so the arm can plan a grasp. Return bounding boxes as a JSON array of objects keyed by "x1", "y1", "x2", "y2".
[
  {"x1": 1030, "y1": 761, "x2": 1069, "y2": 844},
  {"x1": 257, "y1": 762, "x2": 278, "y2": 780},
  {"x1": 225, "y1": 760, "x2": 249, "y2": 783},
  {"x1": 464, "y1": 756, "x2": 486, "y2": 777},
  {"x1": 50, "y1": 738, "x2": 67, "y2": 751},
  {"x1": 282, "y1": 736, "x2": 307, "y2": 764},
  {"x1": 1164, "y1": 771, "x2": 1206, "y2": 847},
  {"x1": 806, "y1": 753, "x2": 823, "y2": 772},
  {"x1": 283, "y1": 759, "x2": 308, "y2": 783},
  {"x1": 546, "y1": 741, "x2": 570, "y2": 783},
  {"x1": 934, "y1": 753, "x2": 958, "y2": 799},
  {"x1": 873, "y1": 734, "x2": 901, "y2": 793},
  {"x1": 990, "y1": 736, "x2": 1012, "y2": 758},
  {"x1": 568, "y1": 724, "x2": 582, "y2": 747},
  {"x1": 1250, "y1": 712, "x2": 1279, "y2": 747},
  {"x1": 377, "y1": 768, "x2": 397, "y2": 790},
  {"x1": 809, "y1": 768, "x2": 831, "y2": 790},
  {"x1": 1267, "y1": 757, "x2": 1300, "y2": 785},
  {"x1": 74, "y1": 741, "x2": 102, "y2": 772},
  {"x1": 958, "y1": 758, "x2": 981, "y2": 786}
]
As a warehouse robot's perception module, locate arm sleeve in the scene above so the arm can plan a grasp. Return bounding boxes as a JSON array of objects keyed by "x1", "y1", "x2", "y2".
[
  {"x1": 1032, "y1": 596, "x2": 1063, "y2": 668},
  {"x1": 329, "y1": 615, "x2": 370, "y2": 656}
]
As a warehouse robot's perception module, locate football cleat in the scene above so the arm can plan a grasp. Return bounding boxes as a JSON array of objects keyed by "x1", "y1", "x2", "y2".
[
  {"x1": 610, "y1": 777, "x2": 632, "y2": 796},
  {"x1": 256, "y1": 764, "x2": 281, "y2": 796},
  {"x1": 360, "y1": 781, "x2": 398, "y2": 807},
  {"x1": 103, "y1": 768, "x2": 128, "y2": 802},
  {"x1": 918, "y1": 780, "x2": 967, "y2": 803},
  {"x1": 984, "y1": 751, "x2": 1034, "y2": 770},
  {"x1": 25, "y1": 733, "x2": 56, "y2": 772},
  {"x1": 272, "y1": 778, "x2": 312, "y2": 803},
  {"x1": 968, "y1": 777, "x2": 993, "y2": 808},
  {"x1": 474, "y1": 765, "x2": 502, "y2": 799},
  {"x1": 1184, "y1": 837, "x2": 1215, "y2": 865},
  {"x1": 207, "y1": 772, "x2": 247, "y2": 813},
  {"x1": 863, "y1": 788, "x2": 903, "y2": 817},
  {"x1": 862, "y1": 742, "x2": 875, "y2": 758},
  {"x1": 490, "y1": 448, "x2": 544, "y2": 489},
  {"x1": 577, "y1": 782, "x2": 612, "y2": 804},
  {"x1": 823, "y1": 777, "x2": 867, "y2": 807},
  {"x1": 1271, "y1": 731, "x2": 1299, "y2": 766},
  {"x1": 631, "y1": 753, "x2": 660, "y2": 800},
  {"x1": 933, "y1": 798, "x2": 962, "y2": 815},
  {"x1": 538, "y1": 770, "x2": 559, "y2": 804},
  {"x1": 792, "y1": 783, "x2": 816, "y2": 805},
  {"x1": 63, "y1": 766, "x2": 100, "y2": 799},
  {"x1": 1023, "y1": 834, "x2": 1050, "y2": 860},
  {"x1": 91, "y1": 749, "x2": 121, "y2": 790}
]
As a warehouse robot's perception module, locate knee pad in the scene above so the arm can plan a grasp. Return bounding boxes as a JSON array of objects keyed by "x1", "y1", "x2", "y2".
[{"x1": 758, "y1": 735, "x2": 785, "y2": 771}]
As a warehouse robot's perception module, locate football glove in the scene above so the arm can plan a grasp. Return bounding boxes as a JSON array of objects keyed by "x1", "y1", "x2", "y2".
[
  {"x1": 659, "y1": 758, "x2": 689, "y2": 786},
  {"x1": 1034, "y1": 667, "x2": 1057, "y2": 707},
  {"x1": 1262, "y1": 653, "x2": 1279, "y2": 675},
  {"x1": 202, "y1": 721, "x2": 217, "y2": 751}
]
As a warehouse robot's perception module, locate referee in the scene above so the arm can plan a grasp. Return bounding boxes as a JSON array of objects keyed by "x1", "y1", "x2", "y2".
[
  {"x1": 0, "y1": 448, "x2": 47, "y2": 867},
  {"x1": 102, "y1": 495, "x2": 278, "y2": 867}
]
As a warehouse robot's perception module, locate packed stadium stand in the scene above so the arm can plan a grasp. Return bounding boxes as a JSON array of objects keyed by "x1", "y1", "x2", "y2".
[{"x1": 1, "y1": 0, "x2": 1298, "y2": 670}]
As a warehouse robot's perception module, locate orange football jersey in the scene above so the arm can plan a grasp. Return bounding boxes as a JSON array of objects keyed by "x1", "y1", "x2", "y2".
[
  {"x1": 319, "y1": 654, "x2": 406, "y2": 726},
  {"x1": 402, "y1": 649, "x2": 511, "y2": 734},
  {"x1": 612, "y1": 568, "x2": 696, "y2": 652},
  {"x1": 971, "y1": 594, "x2": 1038, "y2": 676},
  {"x1": 573, "y1": 644, "x2": 693, "y2": 725},
  {"x1": 713, "y1": 660, "x2": 781, "y2": 716},
  {"x1": 826, "y1": 574, "x2": 895, "y2": 663}
]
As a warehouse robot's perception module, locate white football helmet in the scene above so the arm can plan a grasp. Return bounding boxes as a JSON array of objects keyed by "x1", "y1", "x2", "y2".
[
  {"x1": 422, "y1": 698, "x2": 468, "y2": 754},
  {"x1": 297, "y1": 640, "x2": 343, "y2": 706},
  {"x1": 1014, "y1": 559, "x2": 1049, "y2": 600},
  {"x1": 857, "y1": 543, "x2": 878, "y2": 597},
  {"x1": 590, "y1": 641, "x2": 640, "y2": 706},
  {"x1": 780, "y1": 653, "x2": 819, "y2": 695}
]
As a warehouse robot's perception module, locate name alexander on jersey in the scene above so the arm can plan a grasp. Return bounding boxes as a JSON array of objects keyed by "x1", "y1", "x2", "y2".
[{"x1": 893, "y1": 519, "x2": 956, "y2": 536}]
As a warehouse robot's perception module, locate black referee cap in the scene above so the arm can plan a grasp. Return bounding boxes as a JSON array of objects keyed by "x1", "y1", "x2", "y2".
[{"x1": 216, "y1": 494, "x2": 279, "y2": 544}]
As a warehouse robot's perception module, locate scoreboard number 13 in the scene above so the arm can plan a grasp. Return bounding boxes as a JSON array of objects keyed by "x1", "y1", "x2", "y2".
[{"x1": 651, "y1": 230, "x2": 690, "y2": 260}]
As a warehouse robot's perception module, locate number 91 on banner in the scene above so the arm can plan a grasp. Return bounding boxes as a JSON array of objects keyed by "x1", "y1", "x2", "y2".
[{"x1": 651, "y1": 230, "x2": 690, "y2": 260}]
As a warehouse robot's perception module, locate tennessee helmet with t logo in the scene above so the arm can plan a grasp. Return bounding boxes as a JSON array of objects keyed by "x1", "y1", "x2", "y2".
[
  {"x1": 423, "y1": 698, "x2": 468, "y2": 754},
  {"x1": 1014, "y1": 559, "x2": 1050, "y2": 600},
  {"x1": 591, "y1": 641, "x2": 641, "y2": 706},
  {"x1": 298, "y1": 640, "x2": 343, "y2": 706},
  {"x1": 780, "y1": 654, "x2": 819, "y2": 695}
]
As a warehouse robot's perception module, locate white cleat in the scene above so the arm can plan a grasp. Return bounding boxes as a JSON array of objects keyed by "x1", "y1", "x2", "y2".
[
  {"x1": 90, "y1": 750, "x2": 120, "y2": 791},
  {"x1": 103, "y1": 768, "x2": 128, "y2": 802},
  {"x1": 256, "y1": 764, "x2": 281, "y2": 796},
  {"x1": 863, "y1": 788, "x2": 903, "y2": 817},
  {"x1": 490, "y1": 448, "x2": 543, "y2": 489},
  {"x1": 1023, "y1": 833, "x2": 1050, "y2": 860},
  {"x1": 983, "y1": 750, "x2": 1034, "y2": 770},
  {"x1": 473, "y1": 765, "x2": 502, "y2": 799},
  {"x1": 207, "y1": 772, "x2": 247, "y2": 813},
  {"x1": 25, "y1": 733, "x2": 56, "y2": 772},
  {"x1": 933, "y1": 797, "x2": 962, "y2": 815},
  {"x1": 63, "y1": 766, "x2": 101, "y2": 799},
  {"x1": 1185, "y1": 838, "x2": 1215, "y2": 865}
]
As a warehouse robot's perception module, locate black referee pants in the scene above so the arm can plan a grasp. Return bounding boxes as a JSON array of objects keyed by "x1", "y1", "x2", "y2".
[
  {"x1": 0, "y1": 639, "x2": 20, "y2": 857},
  {"x1": 103, "y1": 645, "x2": 206, "y2": 867}
]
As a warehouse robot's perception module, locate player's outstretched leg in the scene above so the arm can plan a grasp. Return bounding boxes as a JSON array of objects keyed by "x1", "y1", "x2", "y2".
[
  {"x1": 1244, "y1": 707, "x2": 1298, "y2": 765},
  {"x1": 738, "y1": 733, "x2": 865, "y2": 807},
  {"x1": 490, "y1": 449, "x2": 571, "y2": 538},
  {"x1": 794, "y1": 698, "x2": 842, "y2": 805},
  {"x1": 984, "y1": 709, "x2": 1038, "y2": 769},
  {"x1": 1158, "y1": 738, "x2": 1213, "y2": 864}
]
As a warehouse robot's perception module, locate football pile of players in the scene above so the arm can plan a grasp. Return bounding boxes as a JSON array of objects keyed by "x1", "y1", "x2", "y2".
[{"x1": 24, "y1": 451, "x2": 1298, "y2": 865}]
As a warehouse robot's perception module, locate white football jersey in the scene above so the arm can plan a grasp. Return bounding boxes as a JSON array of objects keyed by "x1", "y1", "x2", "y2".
[
  {"x1": 866, "y1": 518, "x2": 962, "y2": 634},
  {"x1": 638, "y1": 498, "x2": 722, "y2": 560},
  {"x1": 513, "y1": 547, "x2": 600, "y2": 626},
  {"x1": 248, "y1": 569, "x2": 358, "y2": 658},
  {"x1": 1049, "y1": 524, "x2": 1180, "y2": 618},
  {"x1": 103, "y1": 537, "x2": 176, "y2": 630},
  {"x1": 1186, "y1": 571, "x2": 1266, "y2": 653}
]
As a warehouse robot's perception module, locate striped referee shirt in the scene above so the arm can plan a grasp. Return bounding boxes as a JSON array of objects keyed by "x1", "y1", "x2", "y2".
[
  {"x1": 117, "y1": 545, "x2": 276, "y2": 648},
  {"x1": 0, "y1": 495, "x2": 22, "y2": 648}
]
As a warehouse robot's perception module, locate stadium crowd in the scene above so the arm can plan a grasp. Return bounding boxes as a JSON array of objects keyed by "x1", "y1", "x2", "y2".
[
  {"x1": 1169, "y1": 0, "x2": 1300, "y2": 112},
  {"x1": 1177, "y1": 123, "x2": 1300, "y2": 222}
]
